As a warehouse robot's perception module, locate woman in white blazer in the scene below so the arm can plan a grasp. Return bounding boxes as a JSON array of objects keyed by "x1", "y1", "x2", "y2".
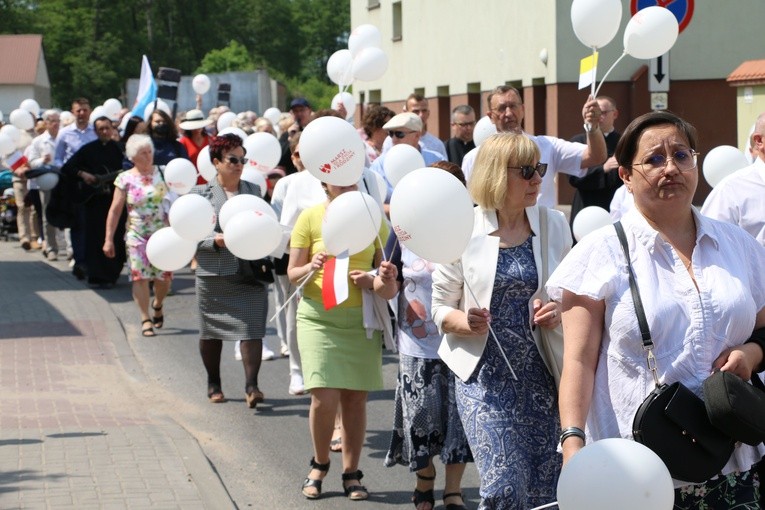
[{"x1": 431, "y1": 133, "x2": 572, "y2": 510}]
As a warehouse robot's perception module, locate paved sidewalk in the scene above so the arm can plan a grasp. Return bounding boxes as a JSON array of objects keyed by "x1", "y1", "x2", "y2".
[{"x1": 0, "y1": 242, "x2": 234, "y2": 509}]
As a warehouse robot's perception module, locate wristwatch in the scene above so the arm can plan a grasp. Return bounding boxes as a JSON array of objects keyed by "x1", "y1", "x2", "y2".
[{"x1": 583, "y1": 123, "x2": 601, "y2": 134}]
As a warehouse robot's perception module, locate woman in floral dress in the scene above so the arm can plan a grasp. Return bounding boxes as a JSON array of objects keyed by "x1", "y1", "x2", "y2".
[{"x1": 104, "y1": 134, "x2": 172, "y2": 337}]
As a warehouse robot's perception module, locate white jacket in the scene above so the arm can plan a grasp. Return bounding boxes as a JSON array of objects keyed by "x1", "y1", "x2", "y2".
[{"x1": 432, "y1": 205, "x2": 572, "y2": 381}]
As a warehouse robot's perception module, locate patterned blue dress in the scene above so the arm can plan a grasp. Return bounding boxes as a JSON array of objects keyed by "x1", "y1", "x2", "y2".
[{"x1": 455, "y1": 237, "x2": 560, "y2": 510}]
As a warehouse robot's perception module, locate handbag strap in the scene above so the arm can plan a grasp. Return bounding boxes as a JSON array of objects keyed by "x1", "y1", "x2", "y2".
[{"x1": 614, "y1": 221, "x2": 661, "y2": 386}]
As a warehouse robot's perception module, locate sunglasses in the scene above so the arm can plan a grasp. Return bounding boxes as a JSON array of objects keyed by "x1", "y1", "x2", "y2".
[
  {"x1": 388, "y1": 130, "x2": 413, "y2": 139},
  {"x1": 225, "y1": 156, "x2": 248, "y2": 165},
  {"x1": 508, "y1": 162, "x2": 548, "y2": 180}
]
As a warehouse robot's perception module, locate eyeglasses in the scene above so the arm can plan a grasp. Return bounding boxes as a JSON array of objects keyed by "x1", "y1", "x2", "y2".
[
  {"x1": 225, "y1": 156, "x2": 248, "y2": 165},
  {"x1": 388, "y1": 130, "x2": 413, "y2": 139},
  {"x1": 632, "y1": 149, "x2": 698, "y2": 174},
  {"x1": 492, "y1": 103, "x2": 522, "y2": 113},
  {"x1": 508, "y1": 162, "x2": 548, "y2": 180},
  {"x1": 453, "y1": 121, "x2": 476, "y2": 127},
  {"x1": 288, "y1": 130, "x2": 299, "y2": 136}
]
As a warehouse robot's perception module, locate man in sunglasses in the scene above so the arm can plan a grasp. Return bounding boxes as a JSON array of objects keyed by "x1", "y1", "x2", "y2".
[
  {"x1": 369, "y1": 112, "x2": 443, "y2": 211},
  {"x1": 461, "y1": 85, "x2": 607, "y2": 208},
  {"x1": 381, "y1": 94, "x2": 448, "y2": 161}
]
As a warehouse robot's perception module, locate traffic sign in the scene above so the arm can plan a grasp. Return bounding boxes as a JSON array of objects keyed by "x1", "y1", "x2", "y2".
[
  {"x1": 649, "y1": 53, "x2": 670, "y2": 92},
  {"x1": 631, "y1": 0, "x2": 695, "y2": 33}
]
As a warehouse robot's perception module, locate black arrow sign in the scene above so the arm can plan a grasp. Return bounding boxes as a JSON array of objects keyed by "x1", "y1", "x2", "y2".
[{"x1": 654, "y1": 55, "x2": 666, "y2": 83}]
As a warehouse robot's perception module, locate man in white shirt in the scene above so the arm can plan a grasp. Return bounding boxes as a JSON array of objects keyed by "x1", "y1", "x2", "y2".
[
  {"x1": 25, "y1": 109, "x2": 61, "y2": 260},
  {"x1": 382, "y1": 93, "x2": 447, "y2": 160},
  {"x1": 701, "y1": 112, "x2": 765, "y2": 246},
  {"x1": 461, "y1": 85, "x2": 606, "y2": 207}
]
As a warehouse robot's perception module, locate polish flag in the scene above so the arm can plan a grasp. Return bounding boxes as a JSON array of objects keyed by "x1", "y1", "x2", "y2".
[
  {"x1": 6, "y1": 150, "x2": 28, "y2": 171},
  {"x1": 322, "y1": 251, "x2": 350, "y2": 310}
]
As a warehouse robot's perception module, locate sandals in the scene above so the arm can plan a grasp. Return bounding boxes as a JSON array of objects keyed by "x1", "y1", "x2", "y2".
[
  {"x1": 302, "y1": 457, "x2": 330, "y2": 499},
  {"x1": 412, "y1": 471, "x2": 436, "y2": 510},
  {"x1": 141, "y1": 319, "x2": 155, "y2": 337},
  {"x1": 245, "y1": 386, "x2": 264, "y2": 408},
  {"x1": 443, "y1": 492, "x2": 468, "y2": 510},
  {"x1": 342, "y1": 470, "x2": 369, "y2": 501},
  {"x1": 207, "y1": 383, "x2": 226, "y2": 403},
  {"x1": 151, "y1": 299, "x2": 164, "y2": 329},
  {"x1": 330, "y1": 426, "x2": 342, "y2": 452}
]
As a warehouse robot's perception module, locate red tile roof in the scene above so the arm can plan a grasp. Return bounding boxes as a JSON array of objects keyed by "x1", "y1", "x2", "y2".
[
  {"x1": 0, "y1": 34, "x2": 43, "y2": 85},
  {"x1": 727, "y1": 60, "x2": 765, "y2": 86}
]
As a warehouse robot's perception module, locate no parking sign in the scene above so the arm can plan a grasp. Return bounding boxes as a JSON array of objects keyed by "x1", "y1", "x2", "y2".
[{"x1": 631, "y1": 0, "x2": 694, "y2": 33}]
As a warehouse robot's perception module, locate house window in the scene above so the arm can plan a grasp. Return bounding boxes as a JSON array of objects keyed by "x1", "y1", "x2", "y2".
[
  {"x1": 392, "y1": 2, "x2": 402, "y2": 41},
  {"x1": 368, "y1": 0, "x2": 380, "y2": 9}
]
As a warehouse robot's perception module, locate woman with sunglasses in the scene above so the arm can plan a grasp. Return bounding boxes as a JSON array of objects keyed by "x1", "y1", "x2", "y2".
[
  {"x1": 432, "y1": 133, "x2": 571, "y2": 509},
  {"x1": 190, "y1": 134, "x2": 269, "y2": 407}
]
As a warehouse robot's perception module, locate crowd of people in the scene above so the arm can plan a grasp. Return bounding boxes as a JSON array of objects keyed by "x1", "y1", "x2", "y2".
[{"x1": 3, "y1": 87, "x2": 765, "y2": 510}]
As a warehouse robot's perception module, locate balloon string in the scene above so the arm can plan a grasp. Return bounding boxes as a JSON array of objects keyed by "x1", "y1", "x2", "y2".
[
  {"x1": 529, "y1": 502, "x2": 558, "y2": 510},
  {"x1": 268, "y1": 269, "x2": 315, "y2": 322},
  {"x1": 594, "y1": 50, "x2": 627, "y2": 98},
  {"x1": 463, "y1": 280, "x2": 518, "y2": 381},
  {"x1": 359, "y1": 192, "x2": 388, "y2": 262}
]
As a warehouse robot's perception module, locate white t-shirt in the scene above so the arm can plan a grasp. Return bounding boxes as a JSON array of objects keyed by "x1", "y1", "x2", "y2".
[
  {"x1": 546, "y1": 207, "x2": 765, "y2": 483},
  {"x1": 461, "y1": 133, "x2": 586, "y2": 208},
  {"x1": 700, "y1": 158, "x2": 765, "y2": 247}
]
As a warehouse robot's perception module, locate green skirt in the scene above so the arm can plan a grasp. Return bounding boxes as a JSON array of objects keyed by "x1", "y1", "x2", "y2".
[{"x1": 297, "y1": 297, "x2": 383, "y2": 391}]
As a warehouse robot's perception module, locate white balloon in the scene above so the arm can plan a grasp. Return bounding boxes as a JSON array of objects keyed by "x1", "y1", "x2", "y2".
[
  {"x1": 35, "y1": 172, "x2": 59, "y2": 191},
  {"x1": 372, "y1": 171, "x2": 387, "y2": 207},
  {"x1": 192, "y1": 74, "x2": 211, "y2": 95},
  {"x1": 348, "y1": 24, "x2": 382, "y2": 57},
  {"x1": 322, "y1": 191, "x2": 382, "y2": 256},
  {"x1": 223, "y1": 210, "x2": 282, "y2": 260},
  {"x1": 60, "y1": 111, "x2": 74, "y2": 125},
  {"x1": 572, "y1": 206, "x2": 611, "y2": 241},
  {"x1": 0, "y1": 133, "x2": 15, "y2": 156},
  {"x1": 473, "y1": 116, "x2": 497, "y2": 147},
  {"x1": 196, "y1": 146, "x2": 217, "y2": 182},
  {"x1": 218, "y1": 126, "x2": 248, "y2": 142},
  {"x1": 390, "y1": 168, "x2": 474, "y2": 264},
  {"x1": 241, "y1": 168, "x2": 268, "y2": 197},
  {"x1": 146, "y1": 227, "x2": 197, "y2": 272},
  {"x1": 144, "y1": 99, "x2": 171, "y2": 121},
  {"x1": 89, "y1": 106, "x2": 108, "y2": 124},
  {"x1": 352, "y1": 47, "x2": 388, "y2": 82},
  {"x1": 263, "y1": 107, "x2": 281, "y2": 126},
  {"x1": 216, "y1": 111, "x2": 237, "y2": 132},
  {"x1": 623, "y1": 6, "x2": 679, "y2": 60},
  {"x1": 163, "y1": 158, "x2": 198, "y2": 195},
  {"x1": 557, "y1": 438, "x2": 674, "y2": 510},
  {"x1": 331, "y1": 92, "x2": 356, "y2": 121},
  {"x1": 10, "y1": 109, "x2": 34, "y2": 131},
  {"x1": 102, "y1": 98, "x2": 122, "y2": 119},
  {"x1": 571, "y1": 0, "x2": 622, "y2": 49},
  {"x1": 703, "y1": 145, "x2": 750, "y2": 188},
  {"x1": 301, "y1": 116, "x2": 365, "y2": 186},
  {"x1": 326, "y1": 49, "x2": 355, "y2": 87},
  {"x1": 383, "y1": 145, "x2": 426, "y2": 187},
  {"x1": 218, "y1": 193, "x2": 277, "y2": 231},
  {"x1": 168, "y1": 193, "x2": 216, "y2": 241},
  {"x1": 19, "y1": 98, "x2": 40, "y2": 116},
  {"x1": 0, "y1": 125, "x2": 21, "y2": 145},
  {"x1": 243, "y1": 132, "x2": 282, "y2": 171}
]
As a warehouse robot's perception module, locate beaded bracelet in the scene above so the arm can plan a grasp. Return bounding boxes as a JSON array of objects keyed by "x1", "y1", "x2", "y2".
[{"x1": 559, "y1": 426, "x2": 586, "y2": 446}]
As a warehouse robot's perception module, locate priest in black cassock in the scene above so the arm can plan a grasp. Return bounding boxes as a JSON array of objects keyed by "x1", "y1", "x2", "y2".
[{"x1": 61, "y1": 116, "x2": 127, "y2": 287}]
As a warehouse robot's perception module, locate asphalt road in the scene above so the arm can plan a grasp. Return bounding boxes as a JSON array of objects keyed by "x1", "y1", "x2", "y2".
[{"x1": 98, "y1": 267, "x2": 481, "y2": 509}]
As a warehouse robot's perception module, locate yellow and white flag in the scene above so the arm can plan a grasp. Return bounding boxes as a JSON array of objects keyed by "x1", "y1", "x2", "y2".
[{"x1": 578, "y1": 52, "x2": 599, "y2": 90}]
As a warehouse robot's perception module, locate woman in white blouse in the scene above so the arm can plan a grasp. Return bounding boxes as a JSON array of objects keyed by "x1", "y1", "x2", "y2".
[{"x1": 547, "y1": 111, "x2": 765, "y2": 507}]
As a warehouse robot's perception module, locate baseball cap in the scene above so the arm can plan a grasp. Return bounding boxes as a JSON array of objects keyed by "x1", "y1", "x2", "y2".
[
  {"x1": 290, "y1": 98, "x2": 310, "y2": 110},
  {"x1": 383, "y1": 112, "x2": 423, "y2": 133}
]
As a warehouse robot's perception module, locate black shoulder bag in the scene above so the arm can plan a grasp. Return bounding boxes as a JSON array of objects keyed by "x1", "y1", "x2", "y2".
[{"x1": 615, "y1": 222, "x2": 734, "y2": 483}]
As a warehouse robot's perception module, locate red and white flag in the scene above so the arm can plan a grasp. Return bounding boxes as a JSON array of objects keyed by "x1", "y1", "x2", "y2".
[
  {"x1": 6, "y1": 150, "x2": 28, "y2": 171},
  {"x1": 322, "y1": 251, "x2": 350, "y2": 310}
]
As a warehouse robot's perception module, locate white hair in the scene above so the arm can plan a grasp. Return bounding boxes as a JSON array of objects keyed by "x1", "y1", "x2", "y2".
[{"x1": 125, "y1": 134, "x2": 154, "y2": 160}]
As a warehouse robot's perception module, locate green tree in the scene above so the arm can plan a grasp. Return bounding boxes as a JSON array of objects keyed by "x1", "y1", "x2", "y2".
[{"x1": 196, "y1": 40, "x2": 255, "y2": 73}]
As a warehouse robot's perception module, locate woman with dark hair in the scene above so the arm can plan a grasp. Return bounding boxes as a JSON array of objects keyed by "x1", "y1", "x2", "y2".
[
  {"x1": 189, "y1": 134, "x2": 269, "y2": 407},
  {"x1": 548, "y1": 111, "x2": 765, "y2": 507},
  {"x1": 146, "y1": 109, "x2": 188, "y2": 166},
  {"x1": 361, "y1": 105, "x2": 395, "y2": 163}
]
